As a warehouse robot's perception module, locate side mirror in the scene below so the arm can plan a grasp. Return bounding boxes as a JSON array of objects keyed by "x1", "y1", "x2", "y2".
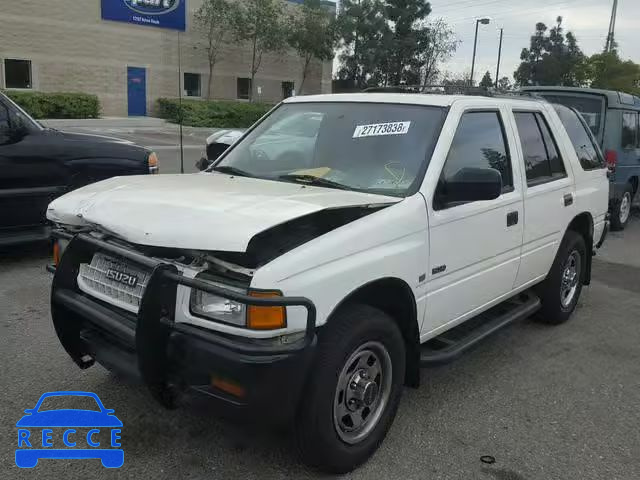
[
  {"x1": 23, "y1": 409, "x2": 34, "y2": 414},
  {"x1": 437, "y1": 167, "x2": 502, "y2": 208},
  {"x1": 195, "y1": 157, "x2": 213, "y2": 171}
]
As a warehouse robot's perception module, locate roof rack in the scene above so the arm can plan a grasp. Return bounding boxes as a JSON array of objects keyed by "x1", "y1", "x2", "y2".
[
  {"x1": 362, "y1": 85, "x2": 496, "y2": 96},
  {"x1": 361, "y1": 85, "x2": 549, "y2": 101}
]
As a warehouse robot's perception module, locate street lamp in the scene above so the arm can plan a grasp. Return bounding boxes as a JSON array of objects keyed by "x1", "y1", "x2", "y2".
[{"x1": 470, "y1": 17, "x2": 491, "y2": 86}]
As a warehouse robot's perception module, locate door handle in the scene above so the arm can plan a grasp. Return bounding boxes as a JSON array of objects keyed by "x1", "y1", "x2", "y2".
[
  {"x1": 506, "y1": 211, "x2": 518, "y2": 227},
  {"x1": 563, "y1": 193, "x2": 574, "y2": 206}
]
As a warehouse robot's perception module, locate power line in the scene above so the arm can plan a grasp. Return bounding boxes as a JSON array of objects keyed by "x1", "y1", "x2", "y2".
[{"x1": 443, "y1": 0, "x2": 602, "y2": 24}]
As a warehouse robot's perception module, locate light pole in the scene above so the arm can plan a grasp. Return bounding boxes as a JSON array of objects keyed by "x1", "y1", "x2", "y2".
[
  {"x1": 470, "y1": 18, "x2": 491, "y2": 86},
  {"x1": 495, "y1": 28, "x2": 504, "y2": 88}
]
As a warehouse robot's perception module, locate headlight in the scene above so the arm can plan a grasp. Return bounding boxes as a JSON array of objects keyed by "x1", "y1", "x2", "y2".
[
  {"x1": 190, "y1": 280, "x2": 247, "y2": 327},
  {"x1": 189, "y1": 276, "x2": 286, "y2": 330}
]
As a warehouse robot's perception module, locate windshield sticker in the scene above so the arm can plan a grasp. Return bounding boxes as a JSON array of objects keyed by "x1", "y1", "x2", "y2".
[{"x1": 353, "y1": 121, "x2": 411, "y2": 138}]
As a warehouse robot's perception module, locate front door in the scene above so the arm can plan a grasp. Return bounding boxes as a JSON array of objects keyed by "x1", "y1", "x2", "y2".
[
  {"x1": 422, "y1": 106, "x2": 524, "y2": 335},
  {"x1": 127, "y1": 67, "x2": 147, "y2": 117}
]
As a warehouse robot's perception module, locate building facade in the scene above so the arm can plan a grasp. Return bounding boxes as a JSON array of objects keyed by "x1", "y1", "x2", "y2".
[{"x1": 0, "y1": 0, "x2": 333, "y2": 116}]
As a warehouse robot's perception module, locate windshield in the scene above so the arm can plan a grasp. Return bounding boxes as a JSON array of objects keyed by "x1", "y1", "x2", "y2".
[
  {"x1": 536, "y1": 93, "x2": 604, "y2": 140},
  {"x1": 213, "y1": 102, "x2": 446, "y2": 196},
  {"x1": 0, "y1": 92, "x2": 43, "y2": 132}
]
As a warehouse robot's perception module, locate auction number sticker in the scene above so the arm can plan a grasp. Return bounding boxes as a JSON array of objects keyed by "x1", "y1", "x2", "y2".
[{"x1": 353, "y1": 121, "x2": 411, "y2": 138}]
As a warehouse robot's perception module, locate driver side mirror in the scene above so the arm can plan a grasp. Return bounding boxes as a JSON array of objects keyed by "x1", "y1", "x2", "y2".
[
  {"x1": 196, "y1": 157, "x2": 213, "y2": 171},
  {"x1": 435, "y1": 167, "x2": 502, "y2": 209}
]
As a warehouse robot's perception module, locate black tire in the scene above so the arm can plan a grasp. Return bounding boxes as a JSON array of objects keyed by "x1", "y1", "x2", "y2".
[
  {"x1": 610, "y1": 183, "x2": 634, "y2": 231},
  {"x1": 535, "y1": 231, "x2": 586, "y2": 325},
  {"x1": 295, "y1": 303, "x2": 406, "y2": 474}
]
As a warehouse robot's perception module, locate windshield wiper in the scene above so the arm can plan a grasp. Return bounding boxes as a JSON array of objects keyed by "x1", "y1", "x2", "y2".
[
  {"x1": 211, "y1": 165, "x2": 253, "y2": 178},
  {"x1": 277, "y1": 174, "x2": 353, "y2": 191}
]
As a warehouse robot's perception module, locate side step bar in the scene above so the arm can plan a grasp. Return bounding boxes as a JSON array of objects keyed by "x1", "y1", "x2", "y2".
[{"x1": 420, "y1": 291, "x2": 541, "y2": 367}]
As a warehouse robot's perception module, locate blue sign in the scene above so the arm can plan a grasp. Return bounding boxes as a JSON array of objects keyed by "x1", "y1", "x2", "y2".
[
  {"x1": 15, "y1": 391, "x2": 123, "y2": 469},
  {"x1": 101, "y1": 0, "x2": 186, "y2": 31}
]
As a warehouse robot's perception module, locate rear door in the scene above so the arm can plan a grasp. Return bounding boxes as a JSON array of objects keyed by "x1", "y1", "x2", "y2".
[
  {"x1": 0, "y1": 96, "x2": 69, "y2": 231},
  {"x1": 510, "y1": 105, "x2": 577, "y2": 288},
  {"x1": 422, "y1": 103, "x2": 524, "y2": 334}
]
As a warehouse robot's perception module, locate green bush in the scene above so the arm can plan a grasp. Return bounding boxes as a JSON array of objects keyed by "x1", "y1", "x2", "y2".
[
  {"x1": 3, "y1": 91, "x2": 100, "y2": 119},
  {"x1": 157, "y1": 98, "x2": 272, "y2": 128}
]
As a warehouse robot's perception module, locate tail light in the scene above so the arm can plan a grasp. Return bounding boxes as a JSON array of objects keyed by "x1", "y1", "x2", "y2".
[
  {"x1": 148, "y1": 152, "x2": 159, "y2": 174},
  {"x1": 604, "y1": 149, "x2": 617, "y2": 170}
]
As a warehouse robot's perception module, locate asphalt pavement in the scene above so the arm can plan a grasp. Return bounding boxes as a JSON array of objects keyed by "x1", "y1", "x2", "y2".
[{"x1": 1, "y1": 178, "x2": 639, "y2": 478}]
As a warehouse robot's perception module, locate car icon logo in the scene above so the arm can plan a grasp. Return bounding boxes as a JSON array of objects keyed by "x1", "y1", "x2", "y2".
[{"x1": 15, "y1": 391, "x2": 123, "y2": 468}]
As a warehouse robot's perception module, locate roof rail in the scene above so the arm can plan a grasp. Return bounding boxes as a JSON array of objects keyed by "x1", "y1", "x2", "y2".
[{"x1": 362, "y1": 84, "x2": 496, "y2": 96}]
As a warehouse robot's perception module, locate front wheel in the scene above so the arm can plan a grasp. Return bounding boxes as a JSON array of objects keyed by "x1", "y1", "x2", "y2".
[
  {"x1": 535, "y1": 231, "x2": 586, "y2": 325},
  {"x1": 295, "y1": 304, "x2": 406, "y2": 473}
]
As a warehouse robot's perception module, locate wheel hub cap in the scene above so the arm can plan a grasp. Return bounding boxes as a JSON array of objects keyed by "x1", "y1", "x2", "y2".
[
  {"x1": 560, "y1": 250, "x2": 581, "y2": 308},
  {"x1": 620, "y1": 193, "x2": 631, "y2": 224},
  {"x1": 333, "y1": 341, "x2": 392, "y2": 444}
]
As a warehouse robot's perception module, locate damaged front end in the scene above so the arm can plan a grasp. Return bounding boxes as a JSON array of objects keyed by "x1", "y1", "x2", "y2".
[{"x1": 49, "y1": 229, "x2": 316, "y2": 420}]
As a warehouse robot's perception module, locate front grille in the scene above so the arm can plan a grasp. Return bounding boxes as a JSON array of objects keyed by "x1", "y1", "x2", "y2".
[{"x1": 77, "y1": 253, "x2": 151, "y2": 314}]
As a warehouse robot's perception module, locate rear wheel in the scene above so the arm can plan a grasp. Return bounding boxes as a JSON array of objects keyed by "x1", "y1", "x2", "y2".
[
  {"x1": 295, "y1": 304, "x2": 405, "y2": 473},
  {"x1": 611, "y1": 183, "x2": 634, "y2": 231},
  {"x1": 535, "y1": 231, "x2": 586, "y2": 325}
]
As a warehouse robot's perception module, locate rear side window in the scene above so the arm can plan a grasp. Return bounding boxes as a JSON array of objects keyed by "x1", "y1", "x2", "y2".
[
  {"x1": 514, "y1": 112, "x2": 566, "y2": 185},
  {"x1": 439, "y1": 111, "x2": 513, "y2": 194},
  {"x1": 552, "y1": 104, "x2": 604, "y2": 170},
  {"x1": 622, "y1": 112, "x2": 638, "y2": 150}
]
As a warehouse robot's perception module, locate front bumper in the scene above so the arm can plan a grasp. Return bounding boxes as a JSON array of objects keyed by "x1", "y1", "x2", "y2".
[{"x1": 49, "y1": 231, "x2": 316, "y2": 424}]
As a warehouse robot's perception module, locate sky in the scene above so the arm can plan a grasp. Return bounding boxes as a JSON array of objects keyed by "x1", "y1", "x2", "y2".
[{"x1": 428, "y1": 0, "x2": 639, "y2": 84}]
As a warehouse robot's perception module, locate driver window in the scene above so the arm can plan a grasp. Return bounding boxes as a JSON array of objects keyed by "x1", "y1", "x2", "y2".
[{"x1": 436, "y1": 111, "x2": 513, "y2": 207}]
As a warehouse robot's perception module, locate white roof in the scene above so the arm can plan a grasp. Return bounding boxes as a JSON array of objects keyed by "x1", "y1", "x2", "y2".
[{"x1": 284, "y1": 92, "x2": 543, "y2": 108}]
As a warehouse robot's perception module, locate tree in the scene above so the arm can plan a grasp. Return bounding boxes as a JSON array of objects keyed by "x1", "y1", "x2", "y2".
[
  {"x1": 588, "y1": 50, "x2": 640, "y2": 95},
  {"x1": 416, "y1": 19, "x2": 459, "y2": 87},
  {"x1": 382, "y1": 0, "x2": 432, "y2": 86},
  {"x1": 194, "y1": 0, "x2": 235, "y2": 100},
  {"x1": 335, "y1": 0, "x2": 389, "y2": 89},
  {"x1": 336, "y1": 0, "x2": 457, "y2": 89},
  {"x1": 288, "y1": 0, "x2": 336, "y2": 95},
  {"x1": 232, "y1": 0, "x2": 287, "y2": 101},
  {"x1": 514, "y1": 17, "x2": 588, "y2": 87},
  {"x1": 497, "y1": 76, "x2": 513, "y2": 91},
  {"x1": 479, "y1": 71, "x2": 493, "y2": 88}
]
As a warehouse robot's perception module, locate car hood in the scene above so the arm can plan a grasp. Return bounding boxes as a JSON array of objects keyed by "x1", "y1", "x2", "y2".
[
  {"x1": 16, "y1": 410, "x2": 123, "y2": 428},
  {"x1": 47, "y1": 173, "x2": 401, "y2": 251}
]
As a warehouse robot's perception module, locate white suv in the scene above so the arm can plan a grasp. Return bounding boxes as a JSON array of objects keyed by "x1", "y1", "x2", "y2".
[{"x1": 47, "y1": 93, "x2": 609, "y2": 473}]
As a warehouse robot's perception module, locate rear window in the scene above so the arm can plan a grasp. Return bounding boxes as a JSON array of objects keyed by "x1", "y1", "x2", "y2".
[
  {"x1": 537, "y1": 94, "x2": 604, "y2": 138},
  {"x1": 552, "y1": 104, "x2": 605, "y2": 171},
  {"x1": 514, "y1": 112, "x2": 566, "y2": 185}
]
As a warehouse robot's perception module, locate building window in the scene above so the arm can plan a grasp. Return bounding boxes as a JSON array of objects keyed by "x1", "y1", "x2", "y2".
[
  {"x1": 4, "y1": 59, "x2": 32, "y2": 89},
  {"x1": 237, "y1": 77, "x2": 251, "y2": 100},
  {"x1": 184, "y1": 73, "x2": 201, "y2": 97},
  {"x1": 282, "y1": 81, "x2": 294, "y2": 99}
]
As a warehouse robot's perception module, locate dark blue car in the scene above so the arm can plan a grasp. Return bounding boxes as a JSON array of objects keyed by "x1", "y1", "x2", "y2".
[
  {"x1": 522, "y1": 87, "x2": 640, "y2": 230},
  {"x1": 15, "y1": 391, "x2": 123, "y2": 468}
]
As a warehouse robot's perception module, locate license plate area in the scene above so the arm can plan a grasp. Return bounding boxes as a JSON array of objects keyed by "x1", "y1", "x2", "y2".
[{"x1": 77, "y1": 253, "x2": 151, "y2": 314}]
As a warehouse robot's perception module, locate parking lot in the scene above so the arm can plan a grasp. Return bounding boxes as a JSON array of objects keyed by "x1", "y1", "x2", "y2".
[{"x1": 0, "y1": 208, "x2": 637, "y2": 479}]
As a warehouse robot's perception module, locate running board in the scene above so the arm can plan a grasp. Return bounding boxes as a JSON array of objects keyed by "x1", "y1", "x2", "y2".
[{"x1": 420, "y1": 291, "x2": 541, "y2": 367}]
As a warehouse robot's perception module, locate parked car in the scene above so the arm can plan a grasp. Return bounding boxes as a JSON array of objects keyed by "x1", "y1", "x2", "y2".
[
  {"x1": 197, "y1": 111, "x2": 323, "y2": 170},
  {"x1": 522, "y1": 87, "x2": 639, "y2": 230},
  {"x1": 0, "y1": 91, "x2": 158, "y2": 246},
  {"x1": 46, "y1": 93, "x2": 608, "y2": 473}
]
